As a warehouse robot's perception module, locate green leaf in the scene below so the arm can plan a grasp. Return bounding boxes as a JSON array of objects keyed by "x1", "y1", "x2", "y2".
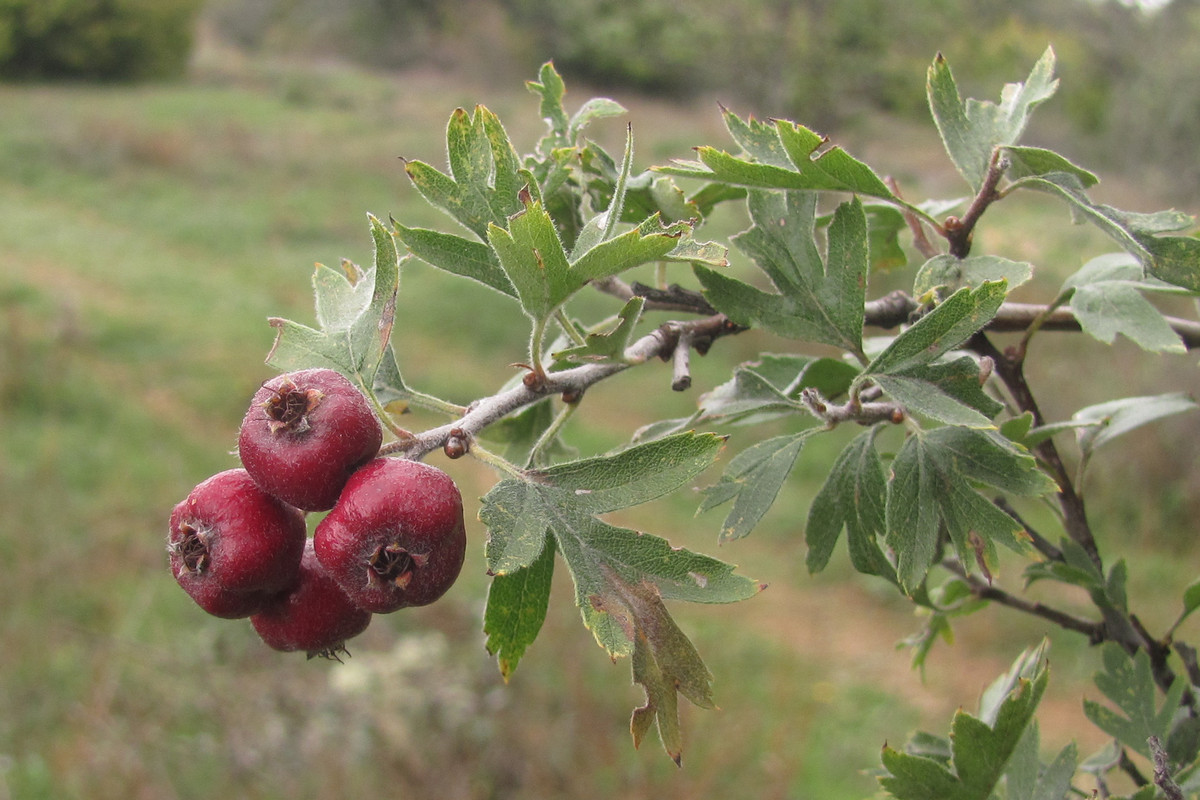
[
  {"x1": 552, "y1": 297, "x2": 645, "y2": 364},
  {"x1": 1002, "y1": 145, "x2": 1098, "y2": 187},
  {"x1": 928, "y1": 48, "x2": 1058, "y2": 190},
  {"x1": 697, "y1": 192, "x2": 868, "y2": 355},
  {"x1": 699, "y1": 354, "x2": 858, "y2": 424},
  {"x1": 775, "y1": 120, "x2": 900, "y2": 197},
  {"x1": 864, "y1": 282, "x2": 1008, "y2": 379},
  {"x1": 1012, "y1": 172, "x2": 1200, "y2": 291},
  {"x1": 479, "y1": 479, "x2": 552, "y2": 574},
  {"x1": 488, "y1": 194, "x2": 575, "y2": 320},
  {"x1": 266, "y1": 215, "x2": 404, "y2": 387},
  {"x1": 879, "y1": 644, "x2": 1050, "y2": 800},
  {"x1": 1179, "y1": 579, "x2": 1200, "y2": 628},
  {"x1": 550, "y1": 510, "x2": 760, "y2": 763},
  {"x1": 477, "y1": 432, "x2": 761, "y2": 761},
  {"x1": 870, "y1": 354, "x2": 1003, "y2": 429},
  {"x1": 527, "y1": 62, "x2": 569, "y2": 149},
  {"x1": 699, "y1": 433, "x2": 809, "y2": 542},
  {"x1": 622, "y1": 576, "x2": 715, "y2": 765},
  {"x1": 865, "y1": 203, "x2": 909, "y2": 271},
  {"x1": 805, "y1": 427, "x2": 894, "y2": 582},
  {"x1": 656, "y1": 110, "x2": 910, "y2": 212},
  {"x1": 571, "y1": 215, "x2": 692, "y2": 286},
  {"x1": 885, "y1": 427, "x2": 1054, "y2": 590},
  {"x1": 403, "y1": 105, "x2": 528, "y2": 240},
  {"x1": 1064, "y1": 253, "x2": 1187, "y2": 353},
  {"x1": 1142, "y1": 232, "x2": 1200, "y2": 292},
  {"x1": 1083, "y1": 643, "x2": 1186, "y2": 759},
  {"x1": 393, "y1": 223, "x2": 516, "y2": 297},
  {"x1": 873, "y1": 374, "x2": 992, "y2": 428},
  {"x1": 491, "y1": 192, "x2": 703, "y2": 324},
  {"x1": 1073, "y1": 392, "x2": 1198, "y2": 462},
  {"x1": 539, "y1": 431, "x2": 727, "y2": 516},
  {"x1": 914, "y1": 254, "x2": 1033, "y2": 302},
  {"x1": 570, "y1": 124, "x2": 635, "y2": 260},
  {"x1": 527, "y1": 61, "x2": 626, "y2": 155},
  {"x1": 484, "y1": 537, "x2": 556, "y2": 680},
  {"x1": 1021, "y1": 741, "x2": 1078, "y2": 800}
]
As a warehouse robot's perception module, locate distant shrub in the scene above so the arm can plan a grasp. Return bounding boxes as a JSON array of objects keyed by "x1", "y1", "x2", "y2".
[{"x1": 0, "y1": 0, "x2": 203, "y2": 81}]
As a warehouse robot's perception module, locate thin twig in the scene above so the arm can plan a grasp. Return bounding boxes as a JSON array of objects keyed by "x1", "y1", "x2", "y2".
[
  {"x1": 943, "y1": 560, "x2": 1105, "y2": 642},
  {"x1": 381, "y1": 314, "x2": 741, "y2": 462},
  {"x1": 862, "y1": 293, "x2": 1200, "y2": 349},
  {"x1": 593, "y1": 277, "x2": 718, "y2": 315},
  {"x1": 886, "y1": 176, "x2": 942, "y2": 259},
  {"x1": 1150, "y1": 736, "x2": 1185, "y2": 800},
  {"x1": 967, "y1": 332, "x2": 1104, "y2": 571},
  {"x1": 945, "y1": 148, "x2": 1008, "y2": 258},
  {"x1": 993, "y1": 497, "x2": 1062, "y2": 561},
  {"x1": 1118, "y1": 748, "x2": 1150, "y2": 788}
]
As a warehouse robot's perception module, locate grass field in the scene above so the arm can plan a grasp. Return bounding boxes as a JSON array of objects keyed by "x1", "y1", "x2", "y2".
[{"x1": 2, "y1": 47, "x2": 1199, "y2": 799}]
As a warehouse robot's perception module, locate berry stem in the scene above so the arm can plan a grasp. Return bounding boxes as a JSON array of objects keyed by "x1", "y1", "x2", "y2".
[
  {"x1": 556, "y1": 308, "x2": 587, "y2": 347},
  {"x1": 466, "y1": 441, "x2": 526, "y2": 479},
  {"x1": 526, "y1": 400, "x2": 578, "y2": 468}
]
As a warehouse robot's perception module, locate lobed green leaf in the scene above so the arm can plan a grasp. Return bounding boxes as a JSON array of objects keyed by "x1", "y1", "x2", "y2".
[
  {"x1": 1083, "y1": 643, "x2": 1186, "y2": 759},
  {"x1": 864, "y1": 282, "x2": 1007, "y2": 379},
  {"x1": 928, "y1": 48, "x2": 1058, "y2": 191},
  {"x1": 886, "y1": 427, "x2": 1054, "y2": 590},
  {"x1": 699, "y1": 433, "x2": 809, "y2": 543},
  {"x1": 805, "y1": 427, "x2": 894, "y2": 581},
  {"x1": 1072, "y1": 392, "x2": 1198, "y2": 463},
  {"x1": 698, "y1": 192, "x2": 868, "y2": 355},
  {"x1": 1064, "y1": 253, "x2": 1188, "y2": 353},
  {"x1": 266, "y1": 215, "x2": 404, "y2": 387},
  {"x1": 403, "y1": 105, "x2": 528, "y2": 240},
  {"x1": 879, "y1": 644, "x2": 1049, "y2": 800},
  {"x1": 393, "y1": 223, "x2": 516, "y2": 297},
  {"x1": 483, "y1": 538, "x2": 556, "y2": 681},
  {"x1": 914, "y1": 254, "x2": 1032, "y2": 302}
]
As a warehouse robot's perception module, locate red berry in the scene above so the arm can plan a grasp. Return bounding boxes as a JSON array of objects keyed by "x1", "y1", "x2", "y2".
[
  {"x1": 314, "y1": 458, "x2": 466, "y2": 614},
  {"x1": 168, "y1": 469, "x2": 307, "y2": 619},
  {"x1": 251, "y1": 540, "x2": 372, "y2": 659},
  {"x1": 238, "y1": 368, "x2": 383, "y2": 511}
]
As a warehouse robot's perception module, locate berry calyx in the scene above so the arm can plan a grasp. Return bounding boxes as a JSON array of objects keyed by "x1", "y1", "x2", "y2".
[
  {"x1": 314, "y1": 457, "x2": 466, "y2": 614},
  {"x1": 238, "y1": 368, "x2": 383, "y2": 511},
  {"x1": 251, "y1": 540, "x2": 372, "y2": 659},
  {"x1": 167, "y1": 469, "x2": 307, "y2": 618}
]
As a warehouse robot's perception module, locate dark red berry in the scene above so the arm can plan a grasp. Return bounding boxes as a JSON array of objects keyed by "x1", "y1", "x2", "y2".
[
  {"x1": 238, "y1": 368, "x2": 383, "y2": 511},
  {"x1": 313, "y1": 457, "x2": 466, "y2": 614},
  {"x1": 251, "y1": 540, "x2": 372, "y2": 659},
  {"x1": 168, "y1": 469, "x2": 307, "y2": 619}
]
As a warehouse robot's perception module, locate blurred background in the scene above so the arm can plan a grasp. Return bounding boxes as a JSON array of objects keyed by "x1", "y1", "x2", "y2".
[{"x1": 1, "y1": 1, "x2": 1199, "y2": 797}]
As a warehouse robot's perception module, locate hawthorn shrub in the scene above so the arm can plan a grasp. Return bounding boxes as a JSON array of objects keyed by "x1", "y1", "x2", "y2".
[
  {"x1": 175, "y1": 49, "x2": 1200, "y2": 796},
  {"x1": 0, "y1": 0, "x2": 202, "y2": 81}
]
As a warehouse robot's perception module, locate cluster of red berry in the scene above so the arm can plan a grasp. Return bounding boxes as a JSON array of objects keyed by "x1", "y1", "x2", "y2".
[{"x1": 167, "y1": 368, "x2": 467, "y2": 659}]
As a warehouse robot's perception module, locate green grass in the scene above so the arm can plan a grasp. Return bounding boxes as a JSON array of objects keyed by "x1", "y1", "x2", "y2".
[{"x1": 2, "y1": 53, "x2": 1198, "y2": 800}]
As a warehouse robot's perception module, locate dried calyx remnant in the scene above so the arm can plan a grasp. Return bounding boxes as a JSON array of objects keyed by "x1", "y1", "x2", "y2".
[
  {"x1": 172, "y1": 524, "x2": 210, "y2": 573},
  {"x1": 367, "y1": 543, "x2": 429, "y2": 589},
  {"x1": 262, "y1": 379, "x2": 324, "y2": 434}
]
